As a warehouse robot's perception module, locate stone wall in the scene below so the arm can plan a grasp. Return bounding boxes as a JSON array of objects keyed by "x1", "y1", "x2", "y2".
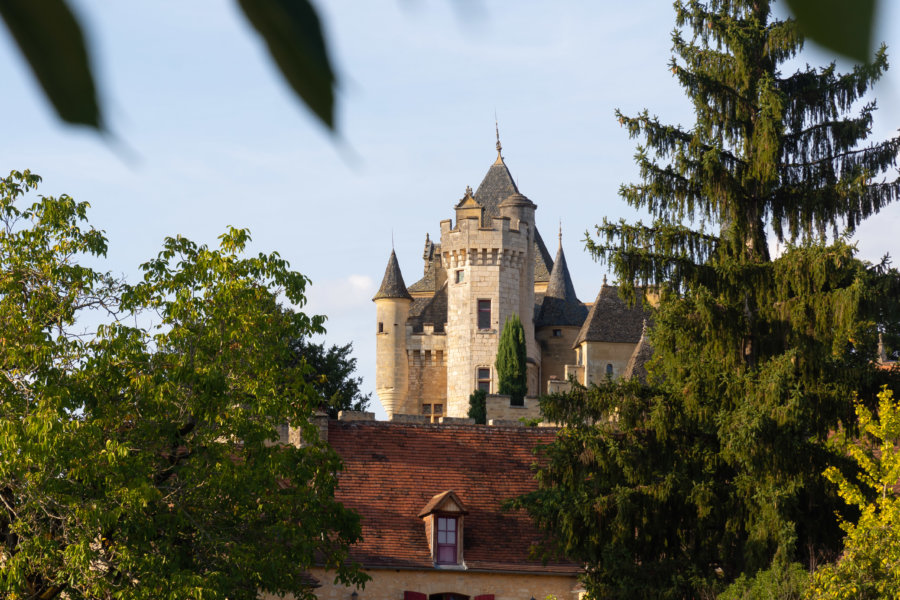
[
  {"x1": 407, "y1": 326, "x2": 448, "y2": 416},
  {"x1": 582, "y1": 340, "x2": 637, "y2": 385},
  {"x1": 442, "y1": 215, "x2": 531, "y2": 417},
  {"x1": 536, "y1": 325, "x2": 581, "y2": 394},
  {"x1": 485, "y1": 394, "x2": 543, "y2": 423},
  {"x1": 275, "y1": 567, "x2": 582, "y2": 600}
]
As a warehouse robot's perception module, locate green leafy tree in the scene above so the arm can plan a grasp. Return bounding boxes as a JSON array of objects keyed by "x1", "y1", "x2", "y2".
[
  {"x1": 721, "y1": 562, "x2": 810, "y2": 600},
  {"x1": 495, "y1": 314, "x2": 527, "y2": 406},
  {"x1": 516, "y1": 1, "x2": 900, "y2": 597},
  {"x1": 808, "y1": 387, "x2": 900, "y2": 599},
  {"x1": 291, "y1": 339, "x2": 371, "y2": 418},
  {"x1": 468, "y1": 388, "x2": 487, "y2": 424},
  {"x1": 0, "y1": 170, "x2": 366, "y2": 600}
]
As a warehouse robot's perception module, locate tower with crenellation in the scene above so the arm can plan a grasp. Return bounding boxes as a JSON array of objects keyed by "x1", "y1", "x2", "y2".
[{"x1": 373, "y1": 131, "x2": 652, "y2": 421}]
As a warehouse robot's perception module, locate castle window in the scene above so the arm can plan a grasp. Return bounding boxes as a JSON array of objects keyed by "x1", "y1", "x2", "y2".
[
  {"x1": 378, "y1": 322, "x2": 384, "y2": 333},
  {"x1": 436, "y1": 516, "x2": 458, "y2": 564},
  {"x1": 422, "y1": 403, "x2": 443, "y2": 423},
  {"x1": 476, "y1": 368, "x2": 491, "y2": 393},
  {"x1": 606, "y1": 363, "x2": 614, "y2": 376},
  {"x1": 553, "y1": 328, "x2": 562, "y2": 337},
  {"x1": 455, "y1": 269, "x2": 464, "y2": 283},
  {"x1": 477, "y1": 299, "x2": 491, "y2": 330}
]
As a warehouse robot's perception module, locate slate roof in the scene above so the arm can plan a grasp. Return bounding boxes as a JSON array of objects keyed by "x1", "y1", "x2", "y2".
[
  {"x1": 574, "y1": 284, "x2": 648, "y2": 346},
  {"x1": 623, "y1": 321, "x2": 653, "y2": 383},
  {"x1": 373, "y1": 250, "x2": 413, "y2": 301},
  {"x1": 327, "y1": 420, "x2": 579, "y2": 575},
  {"x1": 474, "y1": 154, "x2": 554, "y2": 283},
  {"x1": 408, "y1": 282, "x2": 447, "y2": 333},
  {"x1": 407, "y1": 259, "x2": 440, "y2": 295},
  {"x1": 536, "y1": 243, "x2": 588, "y2": 328}
]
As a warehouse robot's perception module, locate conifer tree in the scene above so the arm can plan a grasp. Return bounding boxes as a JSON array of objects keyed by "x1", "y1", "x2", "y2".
[
  {"x1": 468, "y1": 388, "x2": 487, "y2": 424},
  {"x1": 515, "y1": 1, "x2": 900, "y2": 597},
  {"x1": 496, "y1": 314, "x2": 527, "y2": 406}
]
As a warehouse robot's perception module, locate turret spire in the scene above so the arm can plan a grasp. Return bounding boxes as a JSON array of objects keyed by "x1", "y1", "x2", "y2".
[
  {"x1": 494, "y1": 116, "x2": 503, "y2": 164},
  {"x1": 373, "y1": 249, "x2": 413, "y2": 301}
]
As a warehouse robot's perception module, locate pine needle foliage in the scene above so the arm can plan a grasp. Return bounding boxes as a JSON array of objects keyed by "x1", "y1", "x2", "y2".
[{"x1": 517, "y1": 1, "x2": 900, "y2": 597}]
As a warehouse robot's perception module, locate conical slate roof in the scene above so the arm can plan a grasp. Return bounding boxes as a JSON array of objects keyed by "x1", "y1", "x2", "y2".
[
  {"x1": 546, "y1": 242, "x2": 578, "y2": 301},
  {"x1": 574, "y1": 282, "x2": 648, "y2": 346},
  {"x1": 536, "y1": 242, "x2": 587, "y2": 328},
  {"x1": 623, "y1": 320, "x2": 653, "y2": 383},
  {"x1": 473, "y1": 150, "x2": 553, "y2": 283},
  {"x1": 373, "y1": 250, "x2": 413, "y2": 301}
]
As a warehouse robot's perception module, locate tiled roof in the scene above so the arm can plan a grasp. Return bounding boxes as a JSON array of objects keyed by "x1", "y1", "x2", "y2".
[
  {"x1": 408, "y1": 282, "x2": 447, "y2": 333},
  {"x1": 536, "y1": 243, "x2": 588, "y2": 328},
  {"x1": 623, "y1": 321, "x2": 653, "y2": 383},
  {"x1": 373, "y1": 250, "x2": 413, "y2": 301},
  {"x1": 474, "y1": 156, "x2": 553, "y2": 283},
  {"x1": 574, "y1": 284, "x2": 648, "y2": 346},
  {"x1": 327, "y1": 420, "x2": 579, "y2": 574}
]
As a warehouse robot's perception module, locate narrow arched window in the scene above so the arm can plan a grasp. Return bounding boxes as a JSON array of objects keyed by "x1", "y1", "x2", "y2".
[{"x1": 606, "y1": 363, "x2": 613, "y2": 376}]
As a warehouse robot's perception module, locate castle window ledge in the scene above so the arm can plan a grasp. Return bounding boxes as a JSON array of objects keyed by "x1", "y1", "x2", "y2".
[
  {"x1": 475, "y1": 329, "x2": 497, "y2": 335},
  {"x1": 433, "y1": 562, "x2": 467, "y2": 571}
]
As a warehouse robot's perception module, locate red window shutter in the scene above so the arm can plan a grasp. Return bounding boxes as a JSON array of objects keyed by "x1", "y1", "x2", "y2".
[
  {"x1": 474, "y1": 596, "x2": 495, "y2": 600},
  {"x1": 404, "y1": 592, "x2": 427, "y2": 600}
]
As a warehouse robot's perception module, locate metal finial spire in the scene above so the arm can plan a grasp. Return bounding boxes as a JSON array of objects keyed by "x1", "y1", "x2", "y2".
[
  {"x1": 558, "y1": 220, "x2": 562, "y2": 246},
  {"x1": 603, "y1": 274, "x2": 607, "y2": 286},
  {"x1": 495, "y1": 113, "x2": 502, "y2": 157}
]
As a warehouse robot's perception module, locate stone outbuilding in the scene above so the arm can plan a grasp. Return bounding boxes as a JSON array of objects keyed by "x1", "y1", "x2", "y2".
[{"x1": 283, "y1": 415, "x2": 583, "y2": 600}]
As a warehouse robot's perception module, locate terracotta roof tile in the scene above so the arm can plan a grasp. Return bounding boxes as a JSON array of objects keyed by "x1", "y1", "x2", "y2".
[{"x1": 327, "y1": 421, "x2": 579, "y2": 574}]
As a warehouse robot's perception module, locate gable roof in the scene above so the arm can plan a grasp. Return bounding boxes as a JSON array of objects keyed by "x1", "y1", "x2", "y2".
[
  {"x1": 327, "y1": 420, "x2": 579, "y2": 574},
  {"x1": 418, "y1": 490, "x2": 469, "y2": 517},
  {"x1": 574, "y1": 283, "x2": 648, "y2": 346},
  {"x1": 373, "y1": 250, "x2": 413, "y2": 301},
  {"x1": 474, "y1": 154, "x2": 554, "y2": 283},
  {"x1": 536, "y1": 242, "x2": 588, "y2": 328}
]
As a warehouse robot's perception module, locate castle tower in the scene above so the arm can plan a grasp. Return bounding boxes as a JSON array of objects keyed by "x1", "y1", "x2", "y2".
[
  {"x1": 440, "y1": 141, "x2": 538, "y2": 416},
  {"x1": 373, "y1": 250, "x2": 413, "y2": 417}
]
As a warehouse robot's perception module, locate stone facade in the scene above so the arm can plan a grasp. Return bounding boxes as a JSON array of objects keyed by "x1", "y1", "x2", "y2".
[
  {"x1": 282, "y1": 567, "x2": 582, "y2": 600},
  {"x1": 373, "y1": 139, "x2": 652, "y2": 421}
]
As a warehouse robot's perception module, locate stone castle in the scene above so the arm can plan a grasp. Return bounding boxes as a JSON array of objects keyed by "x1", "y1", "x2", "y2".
[{"x1": 373, "y1": 136, "x2": 650, "y2": 420}]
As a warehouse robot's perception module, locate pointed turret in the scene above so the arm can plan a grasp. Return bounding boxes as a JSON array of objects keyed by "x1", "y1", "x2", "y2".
[
  {"x1": 373, "y1": 250, "x2": 413, "y2": 418},
  {"x1": 623, "y1": 320, "x2": 653, "y2": 383},
  {"x1": 471, "y1": 134, "x2": 553, "y2": 284},
  {"x1": 373, "y1": 250, "x2": 413, "y2": 301},
  {"x1": 536, "y1": 233, "x2": 587, "y2": 328},
  {"x1": 545, "y1": 235, "x2": 578, "y2": 302}
]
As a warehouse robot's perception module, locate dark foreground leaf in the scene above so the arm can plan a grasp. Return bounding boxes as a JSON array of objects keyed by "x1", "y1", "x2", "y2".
[
  {"x1": 785, "y1": 0, "x2": 876, "y2": 63},
  {"x1": 237, "y1": 0, "x2": 336, "y2": 129},
  {"x1": 0, "y1": 0, "x2": 101, "y2": 128}
]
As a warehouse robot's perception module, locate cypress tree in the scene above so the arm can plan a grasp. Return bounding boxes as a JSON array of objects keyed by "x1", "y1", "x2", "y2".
[
  {"x1": 496, "y1": 314, "x2": 527, "y2": 406},
  {"x1": 516, "y1": 1, "x2": 900, "y2": 597},
  {"x1": 468, "y1": 388, "x2": 487, "y2": 424}
]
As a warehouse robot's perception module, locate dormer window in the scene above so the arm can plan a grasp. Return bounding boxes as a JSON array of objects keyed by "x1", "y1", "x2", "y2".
[
  {"x1": 436, "y1": 516, "x2": 458, "y2": 563},
  {"x1": 418, "y1": 490, "x2": 468, "y2": 567}
]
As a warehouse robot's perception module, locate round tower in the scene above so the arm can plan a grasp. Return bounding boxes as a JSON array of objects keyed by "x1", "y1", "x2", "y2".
[
  {"x1": 499, "y1": 191, "x2": 538, "y2": 392},
  {"x1": 441, "y1": 183, "x2": 533, "y2": 416},
  {"x1": 372, "y1": 250, "x2": 413, "y2": 418}
]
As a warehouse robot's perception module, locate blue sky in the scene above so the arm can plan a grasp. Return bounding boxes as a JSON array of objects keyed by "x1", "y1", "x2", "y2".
[{"x1": 2, "y1": 1, "x2": 899, "y2": 420}]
